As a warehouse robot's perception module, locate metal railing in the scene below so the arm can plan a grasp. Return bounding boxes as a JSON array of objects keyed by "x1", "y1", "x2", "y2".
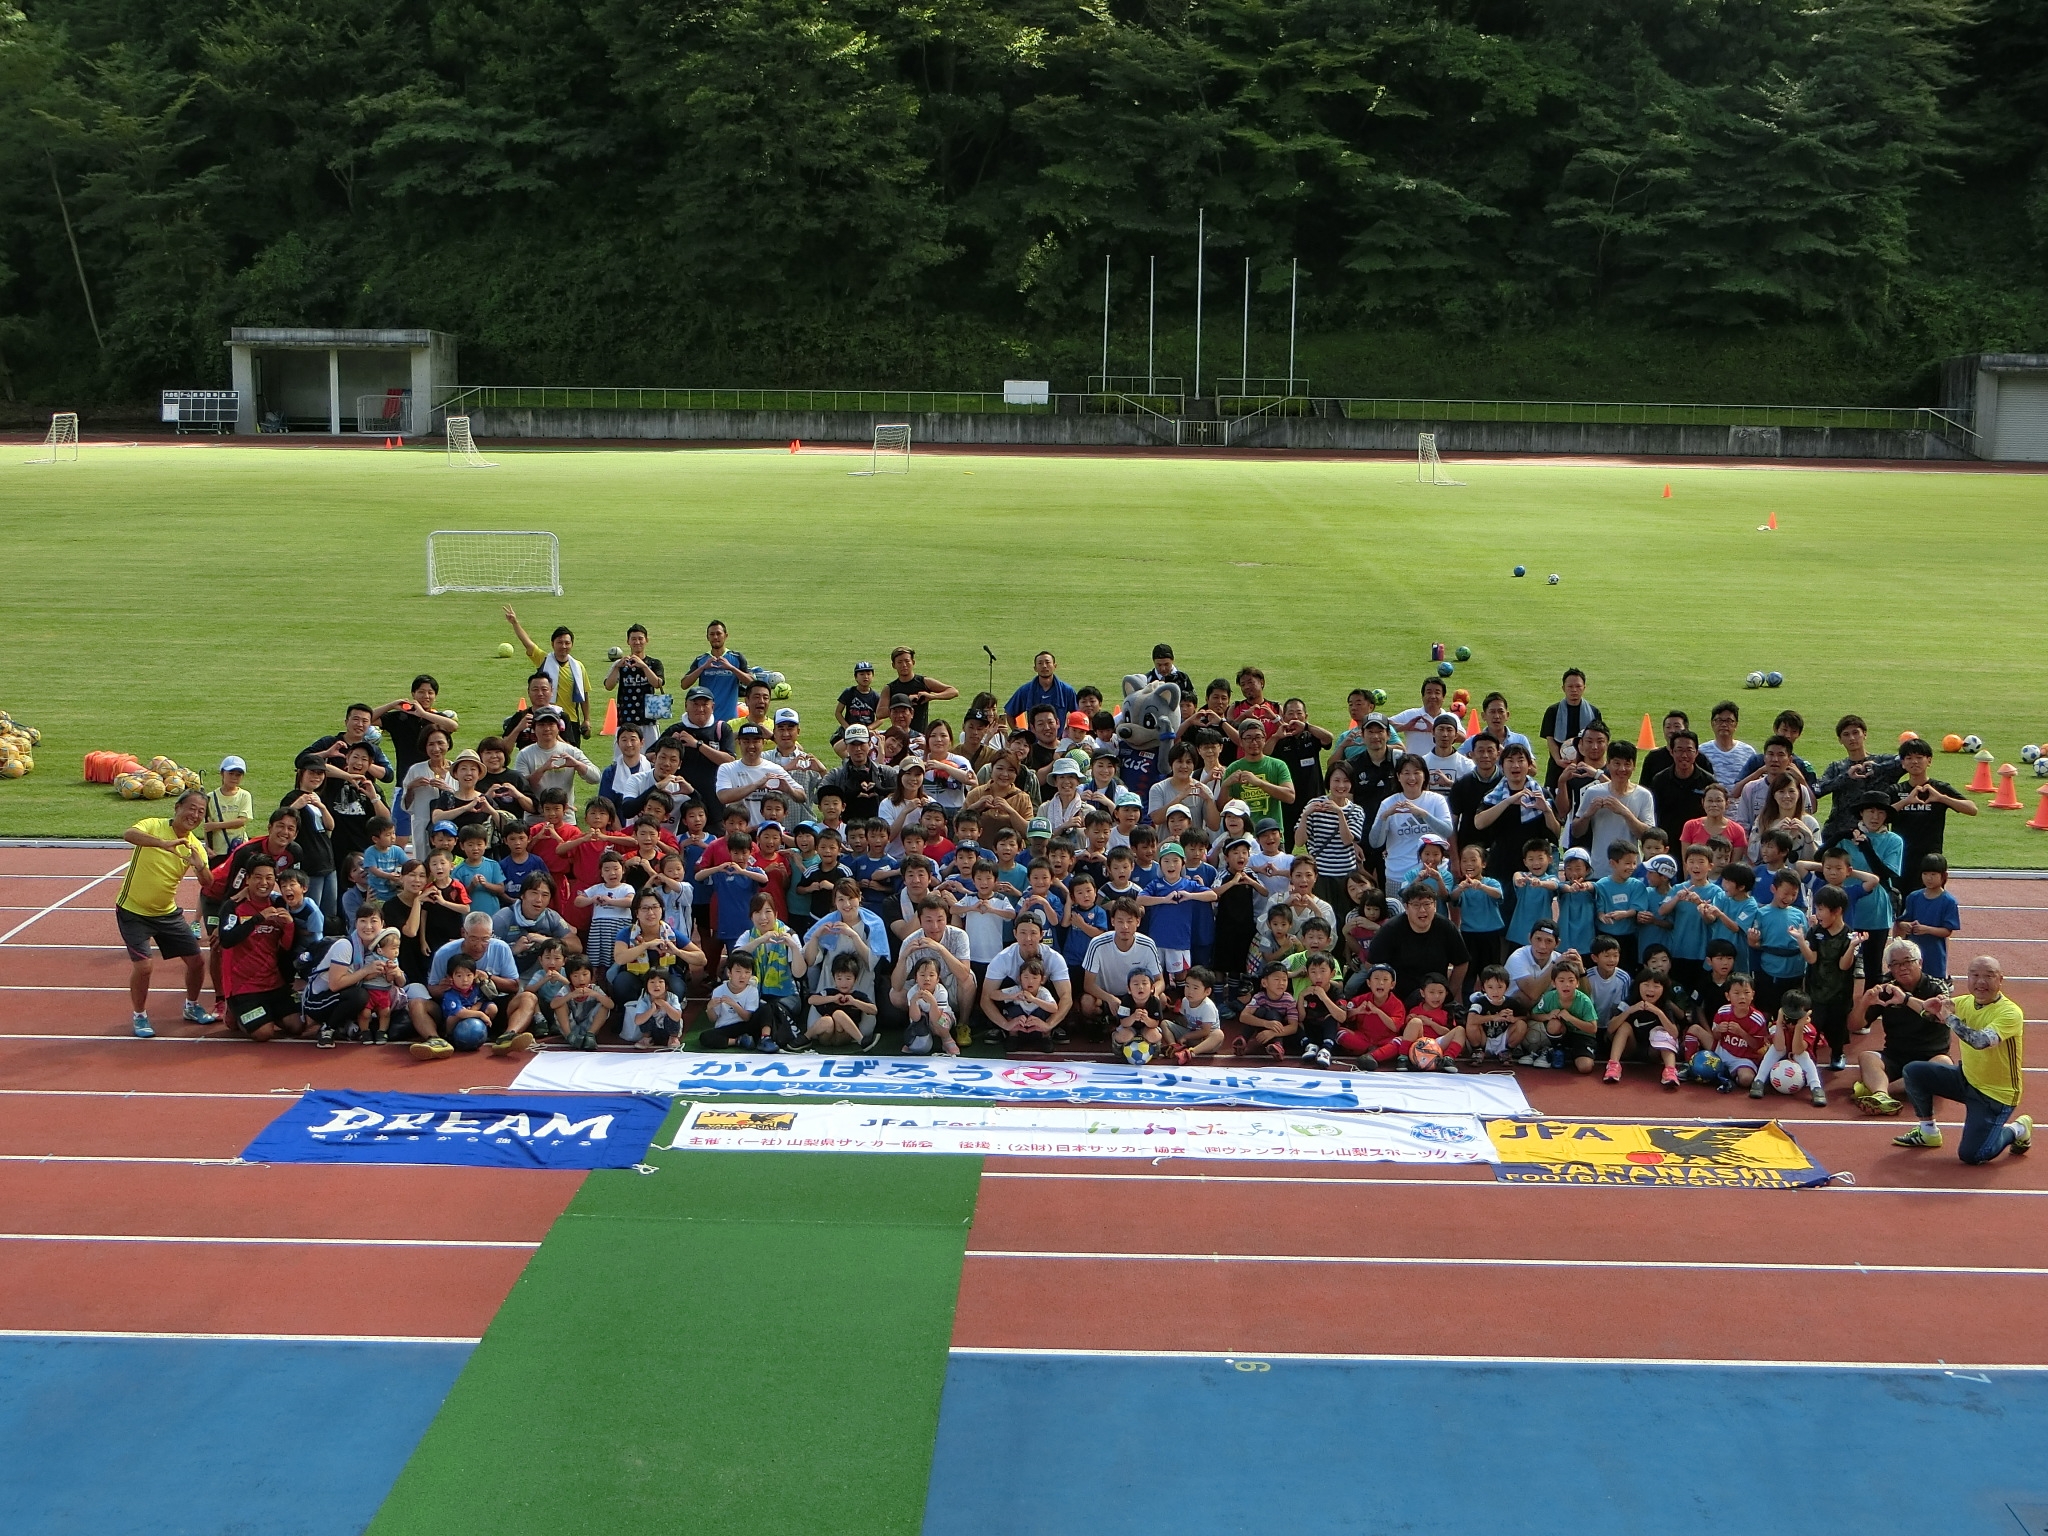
[
  {"x1": 439, "y1": 385, "x2": 1055, "y2": 415},
  {"x1": 1332, "y1": 396, "x2": 1963, "y2": 433}
]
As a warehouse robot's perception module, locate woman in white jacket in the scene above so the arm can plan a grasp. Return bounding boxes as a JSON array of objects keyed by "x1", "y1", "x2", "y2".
[{"x1": 1370, "y1": 755, "x2": 1455, "y2": 894}]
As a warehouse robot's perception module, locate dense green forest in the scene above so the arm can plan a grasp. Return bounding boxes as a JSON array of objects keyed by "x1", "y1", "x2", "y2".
[{"x1": 2, "y1": 0, "x2": 2044, "y2": 406}]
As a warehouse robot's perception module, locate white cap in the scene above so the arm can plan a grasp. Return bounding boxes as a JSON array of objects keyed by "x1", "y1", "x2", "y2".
[{"x1": 219, "y1": 756, "x2": 246, "y2": 773}]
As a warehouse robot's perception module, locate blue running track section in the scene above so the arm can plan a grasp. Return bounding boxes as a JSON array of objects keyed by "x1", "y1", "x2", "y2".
[
  {"x1": 0, "y1": 1336, "x2": 471, "y2": 1536},
  {"x1": 924, "y1": 1351, "x2": 2048, "y2": 1536}
]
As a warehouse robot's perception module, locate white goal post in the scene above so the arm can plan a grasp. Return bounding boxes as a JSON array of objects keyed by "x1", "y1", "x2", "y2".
[
  {"x1": 446, "y1": 415, "x2": 497, "y2": 467},
  {"x1": 849, "y1": 423, "x2": 911, "y2": 476},
  {"x1": 1417, "y1": 431, "x2": 1464, "y2": 486},
  {"x1": 25, "y1": 412, "x2": 79, "y2": 464},
  {"x1": 426, "y1": 531, "x2": 562, "y2": 596}
]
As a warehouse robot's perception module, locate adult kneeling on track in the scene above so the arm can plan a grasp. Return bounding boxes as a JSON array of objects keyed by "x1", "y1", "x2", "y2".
[
  {"x1": 116, "y1": 788, "x2": 219, "y2": 1036},
  {"x1": 216, "y1": 857, "x2": 301, "y2": 1041},
  {"x1": 302, "y1": 906, "x2": 400, "y2": 1048},
  {"x1": 1849, "y1": 938, "x2": 1950, "y2": 1116},
  {"x1": 1893, "y1": 955, "x2": 2031, "y2": 1162}
]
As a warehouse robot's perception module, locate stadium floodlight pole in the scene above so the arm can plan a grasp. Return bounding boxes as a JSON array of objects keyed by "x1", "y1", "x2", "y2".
[
  {"x1": 1194, "y1": 208, "x2": 1204, "y2": 400},
  {"x1": 1147, "y1": 257, "x2": 1156, "y2": 394},
  {"x1": 1101, "y1": 254, "x2": 1111, "y2": 386},
  {"x1": 1288, "y1": 259, "x2": 1299, "y2": 397}
]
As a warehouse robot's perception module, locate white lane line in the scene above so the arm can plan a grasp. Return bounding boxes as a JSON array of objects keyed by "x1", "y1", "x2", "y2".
[
  {"x1": 0, "y1": 1154, "x2": 247, "y2": 1166},
  {"x1": 0, "y1": 1088, "x2": 290, "y2": 1100},
  {"x1": 980, "y1": 1170, "x2": 2048, "y2": 1197},
  {"x1": 0, "y1": 1327, "x2": 480, "y2": 1345},
  {"x1": 0, "y1": 1232, "x2": 538, "y2": 1250},
  {"x1": 965, "y1": 1249, "x2": 2048, "y2": 1277},
  {"x1": 0, "y1": 866, "x2": 127, "y2": 945},
  {"x1": 949, "y1": 1345, "x2": 2048, "y2": 1373}
]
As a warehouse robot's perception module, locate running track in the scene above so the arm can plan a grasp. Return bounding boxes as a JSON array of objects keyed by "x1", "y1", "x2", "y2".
[{"x1": 5, "y1": 846, "x2": 2048, "y2": 1533}]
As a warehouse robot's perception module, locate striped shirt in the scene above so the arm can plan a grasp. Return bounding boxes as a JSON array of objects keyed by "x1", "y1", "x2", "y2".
[
  {"x1": 1083, "y1": 931, "x2": 1163, "y2": 996},
  {"x1": 1300, "y1": 800, "x2": 1367, "y2": 877}
]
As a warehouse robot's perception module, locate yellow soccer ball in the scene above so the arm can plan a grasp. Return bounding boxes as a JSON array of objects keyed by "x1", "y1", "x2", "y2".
[
  {"x1": 23, "y1": 727, "x2": 38, "y2": 745},
  {"x1": 2, "y1": 758, "x2": 28, "y2": 779},
  {"x1": 117, "y1": 775, "x2": 143, "y2": 799},
  {"x1": 148, "y1": 755, "x2": 173, "y2": 774},
  {"x1": 14, "y1": 756, "x2": 30, "y2": 774},
  {"x1": 140, "y1": 776, "x2": 165, "y2": 800}
]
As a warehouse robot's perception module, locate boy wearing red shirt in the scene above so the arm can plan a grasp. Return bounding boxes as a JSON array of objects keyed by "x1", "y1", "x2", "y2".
[
  {"x1": 1337, "y1": 963, "x2": 1410, "y2": 1069},
  {"x1": 218, "y1": 857, "x2": 299, "y2": 1041},
  {"x1": 1705, "y1": 972, "x2": 1770, "y2": 1092}
]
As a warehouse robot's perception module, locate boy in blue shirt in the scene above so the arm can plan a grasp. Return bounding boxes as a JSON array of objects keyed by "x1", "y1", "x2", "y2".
[
  {"x1": 1660, "y1": 844, "x2": 1720, "y2": 990},
  {"x1": 1506, "y1": 840, "x2": 1558, "y2": 947},
  {"x1": 1139, "y1": 842, "x2": 1216, "y2": 984},
  {"x1": 1180, "y1": 827, "x2": 1219, "y2": 967},
  {"x1": 1896, "y1": 853, "x2": 1959, "y2": 983},
  {"x1": 362, "y1": 816, "x2": 408, "y2": 902},
  {"x1": 849, "y1": 820, "x2": 901, "y2": 928},
  {"x1": 453, "y1": 827, "x2": 507, "y2": 917},
  {"x1": 1752, "y1": 869, "x2": 1811, "y2": 1015},
  {"x1": 1451, "y1": 843, "x2": 1506, "y2": 971},
  {"x1": 1060, "y1": 871, "x2": 1109, "y2": 974},
  {"x1": 1844, "y1": 795, "x2": 1904, "y2": 986},
  {"x1": 1555, "y1": 847, "x2": 1598, "y2": 957},
  {"x1": 1593, "y1": 840, "x2": 1649, "y2": 974},
  {"x1": 1706, "y1": 862, "x2": 1763, "y2": 978},
  {"x1": 1636, "y1": 852, "x2": 1677, "y2": 954},
  {"x1": 702, "y1": 827, "x2": 769, "y2": 974},
  {"x1": 496, "y1": 823, "x2": 548, "y2": 906}
]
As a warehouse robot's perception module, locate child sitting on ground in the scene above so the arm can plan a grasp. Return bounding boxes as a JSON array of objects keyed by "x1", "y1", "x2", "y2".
[
  {"x1": 1234, "y1": 961, "x2": 1300, "y2": 1061},
  {"x1": 991, "y1": 955, "x2": 1059, "y2": 1052},
  {"x1": 554, "y1": 956, "x2": 613, "y2": 1050},
  {"x1": 1532, "y1": 961, "x2": 1600, "y2": 1073},
  {"x1": 1604, "y1": 969, "x2": 1683, "y2": 1088},
  {"x1": 1462, "y1": 964, "x2": 1525, "y2": 1065},
  {"x1": 1111, "y1": 968, "x2": 1172, "y2": 1065},
  {"x1": 806, "y1": 951, "x2": 877, "y2": 1050},
  {"x1": 361, "y1": 926, "x2": 405, "y2": 1043},
  {"x1": 1406, "y1": 972, "x2": 1463, "y2": 1065},
  {"x1": 698, "y1": 953, "x2": 763, "y2": 1051},
  {"x1": 1170, "y1": 965, "x2": 1228, "y2": 1063},
  {"x1": 622, "y1": 969, "x2": 685, "y2": 1050},
  {"x1": 1752, "y1": 987, "x2": 1827, "y2": 1108},
  {"x1": 1294, "y1": 952, "x2": 1347, "y2": 1068},
  {"x1": 1693, "y1": 971, "x2": 1769, "y2": 1092},
  {"x1": 902, "y1": 953, "x2": 959, "y2": 1057},
  {"x1": 1336, "y1": 963, "x2": 1408, "y2": 1070}
]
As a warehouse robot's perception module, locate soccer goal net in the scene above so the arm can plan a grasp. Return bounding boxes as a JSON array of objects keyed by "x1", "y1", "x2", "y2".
[
  {"x1": 25, "y1": 412, "x2": 79, "y2": 464},
  {"x1": 426, "y1": 531, "x2": 562, "y2": 596},
  {"x1": 445, "y1": 415, "x2": 497, "y2": 468},
  {"x1": 1417, "y1": 431, "x2": 1464, "y2": 486},
  {"x1": 850, "y1": 423, "x2": 911, "y2": 476}
]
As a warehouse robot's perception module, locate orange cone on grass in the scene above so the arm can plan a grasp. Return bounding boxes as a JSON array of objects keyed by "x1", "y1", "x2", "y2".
[
  {"x1": 1765, "y1": 511, "x2": 1777, "y2": 531},
  {"x1": 2028, "y1": 787, "x2": 2048, "y2": 831},
  {"x1": 1661, "y1": 484, "x2": 1671, "y2": 498},
  {"x1": 1967, "y1": 753, "x2": 1995, "y2": 793},
  {"x1": 790, "y1": 440, "x2": 800, "y2": 453},
  {"x1": 1636, "y1": 713, "x2": 1657, "y2": 750},
  {"x1": 1991, "y1": 765, "x2": 2023, "y2": 810},
  {"x1": 601, "y1": 698, "x2": 619, "y2": 737},
  {"x1": 1465, "y1": 706, "x2": 1481, "y2": 738}
]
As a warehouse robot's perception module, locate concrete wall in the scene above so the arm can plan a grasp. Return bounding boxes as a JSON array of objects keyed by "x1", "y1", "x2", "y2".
[{"x1": 466, "y1": 406, "x2": 1967, "y2": 460}]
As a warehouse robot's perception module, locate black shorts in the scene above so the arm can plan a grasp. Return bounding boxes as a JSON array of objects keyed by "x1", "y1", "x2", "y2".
[
  {"x1": 116, "y1": 907, "x2": 199, "y2": 962},
  {"x1": 224, "y1": 990, "x2": 295, "y2": 1033},
  {"x1": 198, "y1": 893, "x2": 226, "y2": 934},
  {"x1": 1881, "y1": 1044, "x2": 1945, "y2": 1083},
  {"x1": 1559, "y1": 1031, "x2": 1599, "y2": 1061}
]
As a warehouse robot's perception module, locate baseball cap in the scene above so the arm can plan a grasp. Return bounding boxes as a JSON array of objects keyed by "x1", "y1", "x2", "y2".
[
  {"x1": 795, "y1": 820, "x2": 823, "y2": 835},
  {"x1": 736, "y1": 722, "x2": 764, "y2": 738},
  {"x1": 1159, "y1": 841, "x2": 1186, "y2": 859},
  {"x1": 842, "y1": 725, "x2": 870, "y2": 743},
  {"x1": 1113, "y1": 788, "x2": 1143, "y2": 808},
  {"x1": 854, "y1": 660, "x2": 875, "y2": 673},
  {"x1": 1222, "y1": 798, "x2": 1252, "y2": 819},
  {"x1": 431, "y1": 820, "x2": 458, "y2": 835},
  {"x1": 1418, "y1": 832, "x2": 1450, "y2": 850},
  {"x1": 964, "y1": 707, "x2": 990, "y2": 724},
  {"x1": 1066, "y1": 710, "x2": 1091, "y2": 731},
  {"x1": 219, "y1": 755, "x2": 247, "y2": 773},
  {"x1": 1048, "y1": 757, "x2": 1080, "y2": 777},
  {"x1": 1254, "y1": 816, "x2": 1281, "y2": 834},
  {"x1": 1530, "y1": 919, "x2": 1560, "y2": 937},
  {"x1": 897, "y1": 756, "x2": 926, "y2": 772},
  {"x1": 889, "y1": 693, "x2": 917, "y2": 710},
  {"x1": 1435, "y1": 713, "x2": 1463, "y2": 729},
  {"x1": 756, "y1": 818, "x2": 782, "y2": 832},
  {"x1": 1645, "y1": 854, "x2": 1679, "y2": 878},
  {"x1": 533, "y1": 706, "x2": 566, "y2": 723},
  {"x1": 1027, "y1": 817, "x2": 1051, "y2": 837},
  {"x1": 684, "y1": 686, "x2": 713, "y2": 702},
  {"x1": 1163, "y1": 802, "x2": 1193, "y2": 820},
  {"x1": 1562, "y1": 846, "x2": 1593, "y2": 865},
  {"x1": 1363, "y1": 713, "x2": 1391, "y2": 729},
  {"x1": 773, "y1": 708, "x2": 799, "y2": 725}
]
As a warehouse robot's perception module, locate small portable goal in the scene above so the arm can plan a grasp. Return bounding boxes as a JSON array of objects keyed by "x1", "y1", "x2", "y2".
[
  {"x1": 426, "y1": 530, "x2": 562, "y2": 596},
  {"x1": 445, "y1": 415, "x2": 497, "y2": 468},
  {"x1": 25, "y1": 412, "x2": 79, "y2": 464},
  {"x1": 850, "y1": 423, "x2": 911, "y2": 476},
  {"x1": 1417, "y1": 432, "x2": 1464, "y2": 486}
]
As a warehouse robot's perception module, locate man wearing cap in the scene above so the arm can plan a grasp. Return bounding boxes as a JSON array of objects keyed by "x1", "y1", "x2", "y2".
[
  {"x1": 1504, "y1": 921, "x2": 1564, "y2": 1011},
  {"x1": 1340, "y1": 713, "x2": 1402, "y2": 856},
  {"x1": 1367, "y1": 884, "x2": 1469, "y2": 1002},
  {"x1": 663, "y1": 686, "x2": 737, "y2": 814},
  {"x1": 767, "y1": 709, "x2": 827, "y2": 810},
  {"x1": 501, "y1": 670, "x2": 576, "y2": 752},
  {"x1": 717, "y1": 723, "x2": 809, "y2": 827},
  {"x1": 887, "y1": 646, "x2": 957, "y2": 734},
  {"x1": 960, "y1": 707, "x2": 1005, "y2": 772},
  {"x1": 1219, "y1": 717, "x2": 1294, "y2": 829},
  {"x1": 1145, "y1": 643, "x2": 1195, "y2": 698},
  {"x1": 1421, "y1": 713, "x2": 1476, "y2": 793},
  {"x1": 1003, "y1": 651, "x2": 1078, "y2": 726},
  {"x1": 886, "y1": 692, "x2": 929, "y2": 758},
  {"x1": 822, "y1": 726, "x2": 897, "y2": 820},
  {"x1": 513, "y1": 709, "x2": 602, "y2": 810},
  {"x1": 679, "y1": 620, "x2": 752, "y2": 722}
]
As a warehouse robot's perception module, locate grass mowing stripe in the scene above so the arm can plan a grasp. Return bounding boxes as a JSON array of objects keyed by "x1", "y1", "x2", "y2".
[{"x1": 367, "y1": 1150, "x2": 981, "y2": 1536}]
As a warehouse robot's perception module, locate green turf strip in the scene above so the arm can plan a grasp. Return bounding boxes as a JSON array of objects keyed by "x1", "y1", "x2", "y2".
[{"x1": 367, "y1": 1147, "x2": 982, "y2": 1536}]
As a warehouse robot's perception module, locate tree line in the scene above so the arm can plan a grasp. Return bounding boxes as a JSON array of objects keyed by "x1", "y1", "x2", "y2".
[{"x1": 1, "y1": 0, "x2": 2043, "y2": 403}]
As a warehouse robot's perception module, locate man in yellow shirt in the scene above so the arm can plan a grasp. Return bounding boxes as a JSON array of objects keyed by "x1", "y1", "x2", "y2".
[
  {"x1": 116, "y1": 789, "x2": 218, "y2": 1038},
  {"x1": 1895, "y1": 955, "x2": 2031, "y2": 1163}
]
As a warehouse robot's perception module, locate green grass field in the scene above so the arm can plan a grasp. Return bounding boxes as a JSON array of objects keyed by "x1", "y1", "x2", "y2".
[{"x1": 3, "y1": 441, "x2": 2045, "y2": 864}]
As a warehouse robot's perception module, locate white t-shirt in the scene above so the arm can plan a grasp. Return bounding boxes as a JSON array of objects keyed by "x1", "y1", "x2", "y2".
[
  {"x1": 897, "y1": 926, "x2": 973, "y2": 1010},
  {"x1": 955, "y1": 893, "x2": 1016, "y2": 963},
  {"x1": 1183, "y1": 996, "x2": 1221, "y2": 1031},
  {"x1": 1421, "y1": 749, "x2": 1475, "y2": 792},
  {"x1": 985, "y1": 942, "x2": 1072, "y2": 991},
  {"x1": 1084, "y1": 931, "x2": 1163, "y2": 995},
  {"x1": 1247, "y1": 848, "x2": 1294, "y2": 901},
  {"x1": 708, "y1": 980, "x2": 760, "y2": 1027},
  {"x1": 715, "y1": 759, "x2": 801, "y2": 827},
  {"x1": 513, "y1": 742, "x2": 600, "y2": 807},
  {"x1": 1505, "y1": 944, "x2": 1558, "y2": 997},
  {"x1": 1390, "y1": 708, "x2": 1443, "y2": 758},
  {"x1": 1572, "y1": 782, "x2": 1655, "y2": 864},
  {"x1": 1698, "y1": 739, "x2": 1756, "y2": 789}
]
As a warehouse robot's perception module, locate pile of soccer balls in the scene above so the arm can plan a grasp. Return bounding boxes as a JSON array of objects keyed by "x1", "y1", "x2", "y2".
[
  {"x1": 0, "y1": 712, "x2": 39, "y2": 780},
  {"x1": 1743, "y1": 671, "x2": 1786, "y2": 689},
  {"x1": 115, "y1": 756, "x2": 199, "y2": 801},
  {"x1": 2024, "y1": 744, "x2": 2048, "y2": 778}
]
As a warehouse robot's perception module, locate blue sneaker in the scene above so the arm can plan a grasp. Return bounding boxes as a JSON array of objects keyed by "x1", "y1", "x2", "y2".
[
  {"x1": 1547, "y1": 1047, "x2": 1567, "y2": 1070},
  {"x1": 182, "y1": 1000, "x2": 219, "y2": 1026},
  {"x1": 758, "y1": 1037, "x2": 781, "y2": 1054},
  {"x1": 131, "y1": 1012, "x2": 155, "y2": 1039}
]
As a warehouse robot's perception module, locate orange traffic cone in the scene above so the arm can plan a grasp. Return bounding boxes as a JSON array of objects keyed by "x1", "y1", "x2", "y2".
[
  {"x1": 790, "y1": 440, "x2": 801, "y2": 453},
  {"x1": 1661, "y1": 484, "x2": 1672, "y2": 498},
  {"x1": 1991, "y1": 764, "x2": 2023, "y2": 809},
  {"x1": 601, "y1": 698, "x2": 619, "y2": 737},
  {"x1": 2028, "y1": 786, "x2": 2048, "y2": 831},
  {"x1": 1636, "y1": 713, "x2": 1656, "y2": 750},
  {"x1": 1765, "y1": 511, "x2": 1777, "y2": 531},
  {"x1": 1465, "y1": 706, "x2": 1481, "y2": 739},
  {"x1": 1967, "y1": 753, "x2": 1995, "y2": 793}
]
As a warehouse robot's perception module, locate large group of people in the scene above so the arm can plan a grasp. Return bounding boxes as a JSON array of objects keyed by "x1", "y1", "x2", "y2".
[{"x1": 112, "y1": 619, "x2": 2029, "y2": 1163}]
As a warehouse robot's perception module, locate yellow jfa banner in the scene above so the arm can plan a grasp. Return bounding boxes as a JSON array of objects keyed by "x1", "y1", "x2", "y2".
[{"x1": 1484, "y1": 1119, "x2": 1828, "y2": 1188}]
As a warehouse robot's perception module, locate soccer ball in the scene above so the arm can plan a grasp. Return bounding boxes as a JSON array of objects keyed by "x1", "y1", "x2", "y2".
[
  {"x1": 1454, "y1": 645, "x2": 1472, "y2": 662},
  {"x1": 1512, "y1": 565, "x2": 1526, "y2": 577},
  {"x1": 449, "y1": 1018, "x2": 491, "y2": 1051},
  {"x1": 1768, "y1": 1060, "x2": 1806, "y2": 1095},
  {"x1": 1745, "y1": 672, "x2": 1765, "y2": 690},
  {"x1": 607, "y1": 646, "x2": 624, "y2": 661},
  {"x1": 1962, "y1": 734, "x2": 1983, "y2": 753},
  {"x1": 496, "y1": 642, "x2": 516, "y2": 659},
  {"x1": 769, "y1": 682, "x2": 793, "y2": 701},
  {"x1": 1546, "y1": 573, "x2": 1560, "y2": 585},
  {"x1": 1122, "y1": 1039, "x2": 1152, "y2": 1066},
  {"x1": 1437, "y1": 661, "x2": 1455, "y2": 678},
  {"x1": 2035, "y1": 756, "x2": 2048, "y2": 779},
  {"x1": 1370, "y1": 689, "x2": 1388, "y2": 706},
  {"x1": 1409, "y1": 1037, "x2": 1443, "y2": 1070},
  {"x1": 1766, "y1": 672, "x2": 1784, "y2": 687},
  {"x1": 2023, "y1": 744, "x2": 2041, "y2": 764}
]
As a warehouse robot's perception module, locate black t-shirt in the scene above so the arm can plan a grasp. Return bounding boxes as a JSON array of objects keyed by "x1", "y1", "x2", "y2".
[
  {"x1": 1693, "y1": 972, "x2": 1734, "y2": 1028},
  {"x1": 477, "y1": 769, "x2": 533, "y2": 818},
  {"x1": 664, "y1": 721, "x2": 735, "y2": 814},
  {"x1": 1650, "y1": 766, "x2": 1714, "y2": 843},
  {"x1": 889, "y1": 675, "x2": 939, "y2": 733},
  {"x1": 1449, "y1": 771, "x2": 1504, "y2": 858},
  {"x1": 1865, "y1": 973, "x2": 1949, "y2": 1060},
  {"x1": 1367, "y1": 917, "x2": 1470, "y2": 1003},
  {"x1": 837, "y1": 687, "x2": 881, "y2": 731},
  {"x1": 1272, "y1": 728, "x2": 1326, "y2": 810},
  {"x1": 1211, "y1": 879, "x2": 1260, "y2": 973},
  {"x1": 614, "y1": 655, "x2": 666, "y2": 728},
  {"x1": 824, "y1": 761, "x2": 896, "y2": 821},
  {"x1": 500, "y1": 707, "x2": 584, "y2": 752},
  {"x1": 319, "y1": 777, "x2": 380, "y2": 866},
  {"x1": 1342, "y1": 747, "x2": 1403, "y2": 830},
  {"x1": 280, "y1": 794, "x2": 335, "y2": 877},
  {"x1": 1889, "y1": 781, "x2": 1958, "y2": 878},
  {"x1": 433, "y1": 790, "x2": 496, "y2": 841},
  {"x1": 380, "y1": 709, "x2": 440, "y2": 778},
  {"x1": 207, "y1": 838, "x2": 301, "y2": 903},
  {"x1": 1538, "y1": 700, "x2": 1602, "y2": 786},
  {"x1": 382, "y1": 892, "x2": 466, "y2": 984}
]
